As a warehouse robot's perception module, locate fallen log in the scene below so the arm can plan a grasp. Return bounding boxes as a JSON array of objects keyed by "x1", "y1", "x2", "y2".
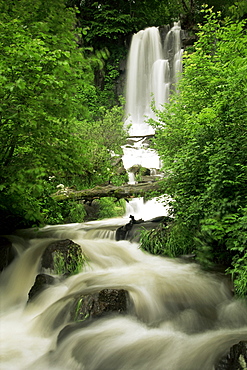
[{"x1": 51, "y1": 181, "x2": 162, "y2": 202}]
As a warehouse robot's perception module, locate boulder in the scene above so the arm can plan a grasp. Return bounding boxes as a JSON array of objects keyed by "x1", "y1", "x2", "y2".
[
  {"x1": 116, "y1": 215, "x2": 173, "y2": 243},
  {"x1": 57, "y1": 288, "x2": 129, "y2": 343},
  {"x1": 28, "y1": 273, "x2": 56, "y2": 300},
  {"x1": 74, "y1": 288, "x2": 129, "y2": 321},
  {"x1": 41, "y1": 239, "x2": 88, "y2": 276},
  {"x1": 215, "y1": 341, "x2": 247, "y2": 370}
]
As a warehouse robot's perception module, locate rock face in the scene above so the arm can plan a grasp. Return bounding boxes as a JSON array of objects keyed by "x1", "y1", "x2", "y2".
[
  {"x1": 116, "y1": 215, "x2": 172, "y2": 243},
  {"x1": 30, "y1": 239, "x2": 129, "y2": 324}
]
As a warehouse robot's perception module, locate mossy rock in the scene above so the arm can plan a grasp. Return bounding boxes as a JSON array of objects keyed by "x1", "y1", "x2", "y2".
[{"x1": 41, "y1": 239, "x2": 88, "y2": 276}]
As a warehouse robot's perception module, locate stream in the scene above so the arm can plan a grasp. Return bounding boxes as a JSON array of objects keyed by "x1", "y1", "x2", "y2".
[
  {"x1": 0, "y1": 216, "x2": 247, "y2": 369},
  {"x1": 1, "y1": 23, "x2": 247, "y2": 370}
]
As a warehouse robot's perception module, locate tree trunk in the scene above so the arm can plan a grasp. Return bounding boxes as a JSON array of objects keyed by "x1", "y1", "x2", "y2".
[{"x1": 51, "y1": 181, "x2": 163, "y2": 202}]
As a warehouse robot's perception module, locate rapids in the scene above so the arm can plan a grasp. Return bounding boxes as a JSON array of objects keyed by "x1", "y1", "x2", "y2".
[
  {"x1": 1, "y1": 22, "x2": 246, "y2": 370},
  {"x1": 0, "y1": 217, "x2": 247, "y2": 370}
]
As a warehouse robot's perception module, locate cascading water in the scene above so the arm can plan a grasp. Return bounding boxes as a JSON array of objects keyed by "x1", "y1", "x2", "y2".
[
  {"x1": 125, "y1": 27, "x2": 162, "y2": 136},
  {"x1": 123, "y1": 23, "x2": 183, "y2": 218},
  {"x1": 1, "y1": 220, "x2": 247, "y2": 369},
  {"x1": 1, "y1": 24, "x2": 246, "y2": 370},
  {"x1": 125, "y1": 22, "x2": 183, "y2": 137}
]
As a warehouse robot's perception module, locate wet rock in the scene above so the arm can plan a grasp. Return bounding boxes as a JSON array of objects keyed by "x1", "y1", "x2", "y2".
[
  {"x1": 116, "y1": 215, "x2": 173, "y2": 243},
  {"x1": 41, "y1": 239, "x2": 88, "y2": 276},
  {"x1": 84, "y1": 200, "x2": 100, "y2": 221},
  {"x1": 128, "y1": 165, "x2": 150, "y2": 176},
  {"x1": 215, "y1": 341, "x2": 247, "y2": 370},
  {"x1": 28, "y1": 273, "x2": 56, "y2": 300},
  {"x1": 0, "y1": 236, "x2": 15, "y2": 272},
  {"x1": 75, "y1": 288, "x2": 128, "y2": 321},
  {"x1": 57, "y1": 288, "x2": 129, "y2": 343}
]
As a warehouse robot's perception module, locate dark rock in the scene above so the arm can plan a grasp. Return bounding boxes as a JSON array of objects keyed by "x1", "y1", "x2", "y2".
[
  {"x1": 0, "y1": 209, "x2": 35, "y2": 235},
  {"x1": 116, "y1": 215, "x2": 143, "y2": 241},
  {"x1": 215, "y1": 341, "x2": 247, "y2": 370},
  {"x1": 41, "y1": 239, "x2": 87, "y2": 275},
  {"x1": 116, "y1": 165, "x2": 127, "y2": 176},
  {"x1": 128, "y1": 165, "x2": 150, "y2": 177},
  {"x1": 149, "y1": 216, "x2": 171, "y2": 223},
  {"x1": 84, "y1": 199, "x2": 100, "y2": 221},
  {"x1": 28, "y1": 273, "x2": 56, "y2": 300},
  {"x1": 127, "y1": 221, "x2": 161, "y2": 243},
  {"x1": 57, "y1": 288, "x2": 129, "y2": 343},
  {"x1": 77, "y1": 288, "x2": 128, "y2": 320},
  {"x1": 116, "y1": 224, "x2": 128, "y2": 241},
  {"x1": 110, "y1": 156, "x2": 127, "y2": 178},
  {"x1": 116, "y1": 215, "x2": 173, "y2": 243},
  {"x1": 128, "y1": 164, "x2": 142, "y2": 174},
  {"x1": 0, "y1": 236, "x2": 15, "y2": 272}
]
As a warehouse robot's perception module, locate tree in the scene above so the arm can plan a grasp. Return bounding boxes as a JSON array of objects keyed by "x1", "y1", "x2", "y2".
[
  {"x1": 72, "y1": 0, "x2": 181, "y2": 49},
  {"x1": 152, "y1": 8, "x2": 247, "y2": 295},
  {"x1": 178, "y1": 0, "x2": 234, "y2": 28},
  {"x1": 0, "y1": 0, "x2": 127, "y2": 229},
  {"x1": 227, "y1": 0, "x2": 247, "y2": 21}
]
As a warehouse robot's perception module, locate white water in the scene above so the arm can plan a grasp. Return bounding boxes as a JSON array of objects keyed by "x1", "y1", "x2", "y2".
[
  {"x1": 1, "y1": 23, "x2": 246, "y2": 370},
  {"x1": 125, "y1": 196, "x2": 170, "y2": 220},
  {"x1": 125, "y1": 23, "x2": 183, "y2": 137},
  {"x1": 125, "y1": 27, "x2": 162, "y2": 136},
  {"x1": 123, "y1": 23, "x2": 183, "y2": 218},
  {"x1": 1, "y1": 219, "x2": 247, "y2": 369},
  {"x1": 122, "y1": 137, "x2": 161, "y2": 172}
]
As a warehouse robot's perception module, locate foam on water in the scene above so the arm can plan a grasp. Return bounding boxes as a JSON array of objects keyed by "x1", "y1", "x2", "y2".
[{"x1": 1, "y1": 219, "x2": 246, "y2": 369}]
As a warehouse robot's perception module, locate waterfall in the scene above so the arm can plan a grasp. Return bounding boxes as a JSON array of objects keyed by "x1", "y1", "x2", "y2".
[
  {"x1": 1, "y1": 220, "x2": 247, "y2": 369},
  {"x1": 1, "y1": 23, "x2": 246, "y2": 370},
  {"x1": 151, "y1": 59, "x2": 170, "y2": 110},
  {"x1": 125, "y1": 23, "x2": 183, "y2": 137},
  {"x1": 123, "y1": 23, "x2": 183, "y2": 218},
  {"x1": 125, "y1": 27, "x2": 163, "y2": 136}
]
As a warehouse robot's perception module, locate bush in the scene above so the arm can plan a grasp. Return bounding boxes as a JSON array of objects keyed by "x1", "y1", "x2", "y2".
[{"x1": 152, "y1": 8, "x2": 247, "y2": 295}]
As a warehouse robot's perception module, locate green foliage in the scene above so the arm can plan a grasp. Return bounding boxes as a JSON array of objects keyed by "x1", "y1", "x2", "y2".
[
  {"x1": 0, "y1": 0, "x2": 128, "y2": 229},
  {"x1": 96, "y1": 51, "x2": 127, "y2": 108},
  {"x1": 196, "y1": 208, "x2": 247, "y2": 296},
  {"x1": 152, "y1": 8, "x2": 247, "y2": 294},
  {"x1": 65, "y1": 202, "x2": 87, "y2": 224},
  {"x1": 140, "y1": 220, "x2": 194, "y2": 257},
  {"x1": 229, "y1": 251, "x2": 247, "y2": 297},
  {"x1": 76, "y1": 0, "x2": 174, "y2": 48},
  {"x1": 140, "y1": 224, "x2": 169, "y2": 256},
  {"x1": 73, "y1": 298, "x2": 90, "y2": 322},
  {"x1": 179, "y1": 0, "x2": 234, "y2": 28},
  {"x1": 70, "y1": 0, "x2": 238, "y2": 42},
  {"x1": 97, "y1": 198, "x2": 126, "y2": 219},
  {"x1": 53, "y1": 248, "x2": 89, "y2": 276},
  {"x1": 227, "y1": 0, "x2": 247, "y2": 21},
  {"x1": 43, "y1": 200, "x2": 87, "y2": 225}
]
